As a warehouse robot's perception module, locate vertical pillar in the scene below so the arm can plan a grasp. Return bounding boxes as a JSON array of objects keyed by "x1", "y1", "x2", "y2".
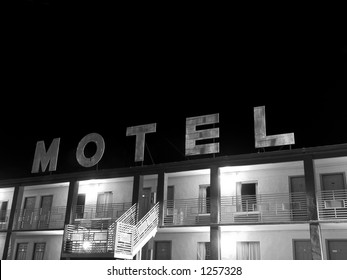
[
  {"x1": 64, "y1": 180, "x2": 79, "y2": 225},
  {"x1": 2, "y1": 186, "x2": 24, "y2": 260},
  {"x1": 310, "y1": 222, "x2": 323, "y2": 260},
  {"x1": 210, "y1": 165, "x2": 221, "y2": 260},
  {"x1": 157, "y1": 171, "x2": 166, "y2": 227},
  {"x1": 132, "y1": 174, "x2": 142, "y2": 206},
  {"x1": 304, "y1": 156, "x2": 323, "y2": 260},
  {"x1": 60, "y1": 180, "x2": 79, "y2": 259}
]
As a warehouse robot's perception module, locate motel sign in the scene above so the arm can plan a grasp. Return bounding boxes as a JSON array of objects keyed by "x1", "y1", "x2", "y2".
[{"x1": 31, "y1": 106, "x2": 295, "y2": 173}]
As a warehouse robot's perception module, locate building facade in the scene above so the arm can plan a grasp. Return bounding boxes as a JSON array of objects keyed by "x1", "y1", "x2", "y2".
[{"x1": 0, "y1": 144, "x2": 346, "y2": 260}]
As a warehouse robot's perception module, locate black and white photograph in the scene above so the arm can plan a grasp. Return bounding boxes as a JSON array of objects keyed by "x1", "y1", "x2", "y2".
[{"x1": 1, "y1": 3, "x2": 347, "y2": 280}]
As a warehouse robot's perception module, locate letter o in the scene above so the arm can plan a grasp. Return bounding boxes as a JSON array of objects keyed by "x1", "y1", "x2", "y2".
[{"x1": 76, "y1": 133, "x2": 105, "y2": 168}]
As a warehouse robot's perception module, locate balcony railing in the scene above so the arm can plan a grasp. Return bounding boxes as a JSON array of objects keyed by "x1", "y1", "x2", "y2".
[
  {"x1": 0, "y1": 210, "x2": 9, "y2": 230},
  {"x1": 63, "y1": 224, "x2": 114, "y2": 254},
  {"x1": 163, "y1": 198, "x2": 211, "y2": 226},
  {"x1": 221, "y1": 192, "x2": 308, "y2": 224},
  {"x1": 13, "y1": 206, "x2": 66, "y2": 230},
  {"x1": 317, "y1": 190, "x2": 347, "y2": 220},
  {"x1": 73, "y1": 202, "x2": 132, "y2": 229},
  {"x1": 163, "y1": 192, "x2": 308, "y2": 226}
]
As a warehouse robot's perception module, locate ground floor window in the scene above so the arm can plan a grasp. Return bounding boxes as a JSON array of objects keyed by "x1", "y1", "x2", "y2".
[
  {"x1": 197, "y1": 242, "x2": 211, "y2": 260},
  {"x1": 236, "y1": 241, "x2": 260, "y2": 260}
]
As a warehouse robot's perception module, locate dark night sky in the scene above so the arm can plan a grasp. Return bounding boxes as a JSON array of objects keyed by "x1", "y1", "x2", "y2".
[{"x1": 1, "y1": 7, "x2": 346, "y2": 179}]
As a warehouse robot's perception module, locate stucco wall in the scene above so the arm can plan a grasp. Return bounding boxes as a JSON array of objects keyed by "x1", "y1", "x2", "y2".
[
  {"x1": 0, "y1": 233, "x2": 6, "y2": 259},
  {"x1": 314, "y1": 156, "x2": 347, "y2": 191},
  {"x1": 11, "y1": 233, "x2": 63, "y2": 260},
  {"x1": 79, "y1": 178, "x2": 133, "y2": 205},
  {"x1": 154, "y1": 231, "x2": 210, "y2": 260},
  {"x1": 21, "y1": 184, "x2": 69, "y2": 209},
  {"x1": 220, "y1": 161, "x2": 305, "y2": 197}
]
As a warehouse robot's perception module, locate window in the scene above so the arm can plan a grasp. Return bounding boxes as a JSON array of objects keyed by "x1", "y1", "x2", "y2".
[
  {"x1": 33, "y1": 243, "x2": 46, "y2": 260},
  {"x1": 199, "y1": 185, "x2": 210, "y2": 214},
  {"x1": 15, "y1": 243, "x2": 28, "y2": 260},
  {"x1": 236, "y1": 242, "x2": 260, "y2": 260},
  {"x1": 197, "y1": 242, "x2": 211, "y2": 260},
  {"x1": 0, "y1": 201, "x2": 8, "y2": 223}
]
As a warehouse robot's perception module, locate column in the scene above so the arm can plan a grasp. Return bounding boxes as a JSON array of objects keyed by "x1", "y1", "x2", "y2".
[
  {"x1": 304, "y1": 156, "x2": 323, "y2": 260},
  {"x1": 2, "y1": 186, "x2": 24, "y2": 260},
  {"x1": 210, "y1": 165, "x2": 221, "y2": 260},
  {"x1": 157, "y1": 171, "x2": 166, "y2": 227},
  {"x1": 64, "y1": 180, "x2": 79, "y2": 225}
]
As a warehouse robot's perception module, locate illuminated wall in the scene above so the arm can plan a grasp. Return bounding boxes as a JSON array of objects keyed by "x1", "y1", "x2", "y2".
[
  {"x1": 20, "y1": 183, "x2": 69, "y2": 209},
  {"x1": 10, "y1": 232, "x2": 63, "y2": 260},
  {"x1": 154, "y1": 231, "x2": 210, "y2": 260},
  {"x1": 78, "y1": 177, "x2": 134, "y2": 205},
  {"x1": 220, "y1": 161, "x2": 305, "y2": 197}
]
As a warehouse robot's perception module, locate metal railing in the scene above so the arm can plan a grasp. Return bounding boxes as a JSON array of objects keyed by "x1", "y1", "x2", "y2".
[
  {"x1": 163, "y1": 198, "x2": 211, "y2": 226},
  {"x1": 163, "y1": 192, "x2": 308, "y2": 226},
  {"x1": 73, "y1": 202, "x2": 132, "y2": 220},
  {"x1": 73, "y1": 202, "x2": 132, "y2": 229},
  {"x1": 113, "y1": 203, "x2": 160, "y2": 259},
  {"x1": 0, "y1": 210, "x2": 9, "y2": 230},
  {"x1": 317, "y1": 190, "x2": 347, "y2": 220},
  {"x1": 13, "y1": 206, "x2": 66, "y2": 230},
  {"x1": 63, "y1": 224, "x2": 113, "y2": 254},
  {"x1": 221, "y1": 192, "x2": 308, "y2": 223},
  {"x1": 63, "y1": 202, "x2": 160, "y2": 258}
]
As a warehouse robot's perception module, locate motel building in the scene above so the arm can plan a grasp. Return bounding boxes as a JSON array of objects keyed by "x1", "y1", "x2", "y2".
[{"x1": 0, "y1": 108, "x2": 346, "y2": 260}]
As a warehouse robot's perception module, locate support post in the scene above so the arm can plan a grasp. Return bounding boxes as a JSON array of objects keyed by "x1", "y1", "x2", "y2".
[
  {"x1": 210, "y1": 165, "x2": 221, "y2": 260},
  {"x1": 304, "y1": 156, "x2": 323, "y2": 259},
  {"x1": 2, "y1": 186, "x2": 24, "y2": 260}
]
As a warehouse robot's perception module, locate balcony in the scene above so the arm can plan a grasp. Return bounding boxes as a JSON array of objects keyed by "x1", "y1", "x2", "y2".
[
  {"x1": 163, "y1": 192, "x2": 308, "y2": 226},
  {"x1": 73, "y1": 202, "x2": 132, "y2": 229},
  {"x1": 220, "y1": 192, "x2": 308, "y2": 224},
  {"x1": 13, "y1": 206, "x2": 66, "y2": 230},
  {"x1": 62, "y1": 202, "x2": 132, "y2": 257},
  {"x1": 63, "y1": 224, "x2": 114, "y2": 256},
  {"x1": 317, "y1": 190, "x2": 347, "y2": 220},
  {"x1": 163, "y1": 198, "x2": 211, "y2": 226}
]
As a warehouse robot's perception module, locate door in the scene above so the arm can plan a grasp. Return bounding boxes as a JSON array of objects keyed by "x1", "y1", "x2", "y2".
[
  {"x1": 22, "y1": 197, "x2": 36, "y2": 229},
  {"x1": 327, "y1": 240, "x2": 347, "y2": 260},
  {"x1": 166, "y1": 186, "x2": 175, "y2": 224},
  {"x1": 290, "y1": 176, "x2": 306, "y2": 221},
  {"x1": 322, "y1": 173, "x2": 345, "y2": 191},
  {"x1": 199, "y1": 185, "x2": 210, "y2": 214},
  {"x1": 293, "y1": 240, "x2": 312, "y2": 260},
  {"x1": 240, "y1": 183, "x2": 256, "y2": 212},
  {"x1": 154, "y1": 241, "x2": 172, "y2": 260},
  {"x1": 38, "y1": 195, "x2": 53, "y2": 229},
  {"x1": 96, "y1": 192, "x2": 113, "y2": 218},
  {"x1": 139, "y1": 188, "x2": 152, "y2": 219},
  {"x1": 76, "y1": 194, "x2": 86, "y2": 219},
  {"x1": 32, "y1": 243, "x2": 46, "y2": 260}
]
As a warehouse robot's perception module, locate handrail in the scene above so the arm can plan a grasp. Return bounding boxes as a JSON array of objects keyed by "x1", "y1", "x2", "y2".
[
  {"x1": 316, "y1": 189, "x2": 347, "y2": 220},
  {"x1": 13, "y1": 206, "x2": 66, "y2": 230},
  {"x1": 164, "y1": 192, "x2": 309, "y2": 225},
  {"x1": 113, "y1": 202, "x2": 160, "y2": 259}
]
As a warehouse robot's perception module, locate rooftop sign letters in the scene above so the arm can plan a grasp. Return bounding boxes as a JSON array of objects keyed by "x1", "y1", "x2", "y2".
[{"x1": 31, "y1": 106, "x2": 295, "y2": 174}]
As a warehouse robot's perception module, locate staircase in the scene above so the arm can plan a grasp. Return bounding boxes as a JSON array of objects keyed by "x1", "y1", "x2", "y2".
[{"x1": 112, "y1": 202, "x2": 160, "y2": 259}]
